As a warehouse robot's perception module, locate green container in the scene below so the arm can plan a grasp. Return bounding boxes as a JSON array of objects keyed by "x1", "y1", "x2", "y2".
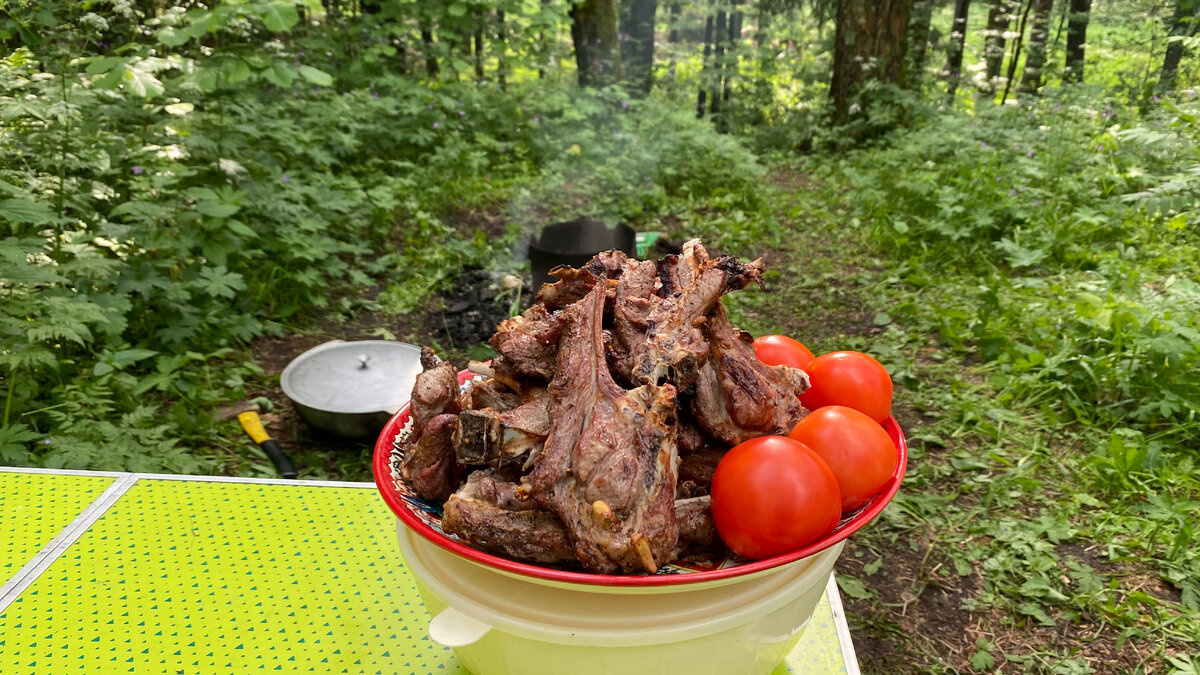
[{"x1": 636, "y1": 232, "x2": 664, "y2": 259}]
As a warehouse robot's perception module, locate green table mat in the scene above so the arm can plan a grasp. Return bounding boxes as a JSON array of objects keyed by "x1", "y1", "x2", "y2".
[
  {"x1": 1, "y1": 471, "x2": 116, "y2": 580},
  {"x1": 0, "y1": 474, "x2": 855, "y2": 674}
]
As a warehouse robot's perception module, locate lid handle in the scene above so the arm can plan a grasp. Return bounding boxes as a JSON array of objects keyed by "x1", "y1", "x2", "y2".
[
  {"x1": 357, "y1": 354, "x2": 370, "y2": 369},
  {"x1": 428, "y1": 607, "x2": 492, "y2": 647}
]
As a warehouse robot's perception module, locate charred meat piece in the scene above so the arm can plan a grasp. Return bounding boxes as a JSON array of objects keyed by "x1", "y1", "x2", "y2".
[
  {"x1": 399, "y1": 413, "x2": 462, "y2": 502},
  {"x1": 608, "y1": 257, "x2": 661, "y2": 382},
  {"x1": 487, "y1": 304, "x2": 568, "y2": 382},
  {"x1": 454, "y1": 387, "x2": 551, "y2": 469},
  {"x1": 675, "y1": 419, "x2": 709, "y2": 455},
  {"x1": 410, "y1": 348, "x2": 462, "y2": 438},
  {"x1": 444, "y1": 469, "x2": 719, "y2": 566},
  {"x1": 677, "y1": 445, "x2": 727, "y2": 492},
  {"x1": 522, "y1": 282, "x2": 680, "y2": 574},
  {"x1": 692, "y1": 304, "x2": 809, "y2": 445},
  {"x1": 442, "y1": 468, "x2": 578, "y2": 565},
  {"x1": 630, "y1": 240, "x2": 764, "y2": 389},
  {"x1": 460, "y1": 377, "x2": 520, "y2": 412},
  {"x1": 536, "y1": 250, "x2": 631, "y2": 310},
  {"x1": 675, "y1": 496, "x2": 717, "y2": 548}
]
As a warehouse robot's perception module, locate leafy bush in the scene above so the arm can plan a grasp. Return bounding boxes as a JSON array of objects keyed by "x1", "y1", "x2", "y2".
[{"x1": 822, "y1": 89, "x2": 1200, "y2": 443}]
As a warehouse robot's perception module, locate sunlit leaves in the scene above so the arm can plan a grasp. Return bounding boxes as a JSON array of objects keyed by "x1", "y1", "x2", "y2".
[
  {"x1": 0, "y1": 198, "x2": 55, "y2": 225},
  {"x1": 195, "y1": 266, "x2": 247, "y2": 299},
  {"x1": 297, "y1": 65, "x2": 333, "y2": 87},
  {"x1": 258, "y1": 3, "x2": 300, "y2": 32}
]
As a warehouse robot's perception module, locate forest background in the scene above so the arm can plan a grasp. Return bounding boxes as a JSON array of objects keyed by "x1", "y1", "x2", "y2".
[{"x1": 1, "y1": 0, "x2": 1199, "y2": 671}]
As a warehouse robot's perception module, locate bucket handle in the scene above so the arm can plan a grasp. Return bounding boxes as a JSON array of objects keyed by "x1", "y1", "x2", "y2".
[{"x1": 428, "y1": 607, "x2": 492, "y2": 647}]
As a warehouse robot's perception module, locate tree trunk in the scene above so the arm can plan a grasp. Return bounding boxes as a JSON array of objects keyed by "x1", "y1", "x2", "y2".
[
  {"x1": 907, "y1": 0, "x2": 934, "y2": 86},
  {"x1": 830, "y1": 0, "x2": 912, "y2": 127},
  {"x1": 1159, "y1": 0, "x2": 1199, "y2": 93},
  {"x1": 697, "y1": 11, "x2": 715, "y2": 117},
  {"x1": 571, "y1": 0, "x2": 622, "y2": 87},
  {"x1": 711, "y1": 8, "x2": 727, "y2": 116},
  {"x1": 497, "y1": 10, "x2": 508, "y2": 89},
  {"x1": 724, "y1": 8, "x2": 742, "y2": 105},
  {"x1": 621, "y1": 0, "x2": 658, "y2": 95},
  {"x1": 667, "y1": 1, "x2": 682, "y2": 85},
  {"x1": 1000, "y1": 0, "x2": 1033, "y2": 103},
  {"x1": 945, "y1": 0, "x2": 972, "y2": 99},
  {"x1": 1018, "y1": 0, "x2": 1055, "y2": 93},
  {"x1": 668, "y1": 1, "x2": 683, "y2": 43},
  {"x1": 983, "y1": 0, "x2": 1018, "y2": 90},
  {"x1": 421, "y1": 22, "x2": 439, "y2": 78},
  {"x1": 1063, "y1": 0, "x2": 1090, "y2": 82},
  {"x1": 474, "y1": 12, "x2": 485, "y2": 82}
]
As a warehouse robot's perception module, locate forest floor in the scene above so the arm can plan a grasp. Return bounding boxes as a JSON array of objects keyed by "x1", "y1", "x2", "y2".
[{"x1": 243, "y1": 168, "x2": 1163, "y2": 674}]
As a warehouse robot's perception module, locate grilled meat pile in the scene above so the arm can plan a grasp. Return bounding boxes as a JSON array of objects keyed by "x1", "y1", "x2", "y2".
[{"x1": 398, "y1": 239, "x2": 810, "y2": 574}]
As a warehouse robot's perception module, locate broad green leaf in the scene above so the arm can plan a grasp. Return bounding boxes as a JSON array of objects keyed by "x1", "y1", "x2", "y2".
[
  {"x1": 835, "y1": 575, "x2": 875, "y2": 600},
  {"x1": 196, "y1": 265, "x2": 247, "y2": 299},
  {"x1": 970, "y1": 648, "x2": 995, "y2": 672},
  {"x1": 262, "y1": 62, "x2": 296, "y2": 87},
  {"x1": 85, "y1": 56, "x2": 125, "y2": 75},
  {"x1": 222, "y1": 58, "x2": 252, "y2": 85},
  {"x1": 0, "y1": 424, "x2": 41, "y2": 465},
  {"x1": 122, "y1": 67, "x2": 164, "y2": 98},
  {"x1": 196, "y1": 201, "x2": 240, "y2": 218},
  {"x1": 226, "y1": 220, "x2": 258, "y2": 238},
  {"x1": 156, "y1": 26, "x2": 190, "y2": 47},
  {"x1": 260, "y1": 3, "x2": 300, "y2": 32},
  {"x1": 297, "y1": 65, "x2": 333, "y2": 87},
  {"x1": 0, "y1": 198, "x2": 56, "y2": 224},
  {"x1": 93, "y1": 66, "x2": 125, "y2": 90},
  {"x1": 193, "y1": 67, "x2": 220, "y2": 92},
  {"x1": 446, "y1": 2, "x2": 467, "y2": 16}
]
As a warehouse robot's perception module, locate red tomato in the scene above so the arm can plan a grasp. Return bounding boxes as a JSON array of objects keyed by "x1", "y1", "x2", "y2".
[
  {"x1": 799, "y1": 351, "x2": 893, "y2": 424},
  {"x1": 710, "y1": 436, "x2": 842, "y2": 560},
  {"x1": 753, "y1": 335, "x2": 815, "y2": 371},
  {"x1": 788, "y1": 406, "x2": 898, "y2": 512}
]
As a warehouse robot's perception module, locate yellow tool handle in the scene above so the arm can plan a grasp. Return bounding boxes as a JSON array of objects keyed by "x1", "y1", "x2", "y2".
[{"x1": 237, "y1": 411, "x2": 272, "y2": 444}]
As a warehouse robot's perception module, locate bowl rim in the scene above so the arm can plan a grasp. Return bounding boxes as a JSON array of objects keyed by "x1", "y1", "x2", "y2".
[{"x1": 372, "y1": 370, "x2": 908, "y2": 588}]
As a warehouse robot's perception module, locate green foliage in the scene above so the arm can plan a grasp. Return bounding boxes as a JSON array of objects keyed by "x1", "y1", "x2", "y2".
[
  {"x1": 818, "y1": 89, "x2": 1200, "y2": 442},
  {"x1": 1, "y1": 0, "x2": 765, "y2": 473}
]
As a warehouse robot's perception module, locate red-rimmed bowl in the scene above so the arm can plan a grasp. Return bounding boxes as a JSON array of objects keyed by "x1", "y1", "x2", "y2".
[{"x1": 373, "y1": 370, "x2": 907, "y2": 590}]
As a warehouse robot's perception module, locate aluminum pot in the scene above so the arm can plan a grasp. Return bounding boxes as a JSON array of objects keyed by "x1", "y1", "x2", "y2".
[{"x1": 280, "y1": 340, "x2": 423, "y2": 439}]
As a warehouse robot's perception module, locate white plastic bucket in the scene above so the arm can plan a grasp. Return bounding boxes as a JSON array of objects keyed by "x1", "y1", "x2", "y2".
[{"x1": 396, "y1": 522, "x2": 844, "y2": 675}]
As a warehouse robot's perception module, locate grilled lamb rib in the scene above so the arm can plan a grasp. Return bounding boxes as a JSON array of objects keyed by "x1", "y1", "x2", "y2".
[
  {"x1": 399, "y1": 349, "x2": 465, "y2": 501},
  {"x1": 628, "y1": 240, "x2": 764, "y2": 389},
  {"x1": 460, "y1": 377, "x2": 520, "y2": 412},
  {"x1": 444, "y1": 468, "x2": 716, "y2": 565},
  {"x1": 409, "y1": 347, "x2": 462, "y2": 437},
  {"x1": 453, "y1": 387, "x2": 551, "y2": 469},
  {"x1": 535, "y1": 250, "x2": 629, "y2": 311},
  {"x1": 442, "y1": 468, "x2": 578, "y2": 565},
  {"x1": 487, "y1": 304, "x2": 568, "y2": 382},
  {"x1": 399, "y1": 413, "x2": 461, "y2": 502},
  {"x1": 692, "y1": 304, "x2": 810, "y2": 445},
  {"x1": 521, "y1": 281, "x2": 680, "y2": 574}
]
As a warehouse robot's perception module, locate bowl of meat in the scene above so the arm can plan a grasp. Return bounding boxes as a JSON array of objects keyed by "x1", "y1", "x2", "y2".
[{"x1": 373, "y1": 240, "x2": 906, "y2": 674}]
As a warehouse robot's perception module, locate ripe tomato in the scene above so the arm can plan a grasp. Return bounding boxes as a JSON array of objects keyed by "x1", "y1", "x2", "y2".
[
  {"x1": 799, "y1": 351, "x2": 893, "y2": 424},
  {"x1": 753, "y1": 335, "x2": 815, "y2": 371},
  {"x1": 788, "y1": 406, "x2": 898, "y2": 512},
  {"x1": 710, "y1": 436, "x2": 842, "y2": 560}
]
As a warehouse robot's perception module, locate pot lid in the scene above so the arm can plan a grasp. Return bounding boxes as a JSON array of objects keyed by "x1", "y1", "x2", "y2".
[{"x1": 280, "y1": 340, "x2": 423, "y2": 415}]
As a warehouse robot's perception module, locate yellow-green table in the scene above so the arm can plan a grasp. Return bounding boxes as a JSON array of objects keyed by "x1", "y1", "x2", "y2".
[{"x1": 0, "y1": 467, "x2": 860, "y2": 674}]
